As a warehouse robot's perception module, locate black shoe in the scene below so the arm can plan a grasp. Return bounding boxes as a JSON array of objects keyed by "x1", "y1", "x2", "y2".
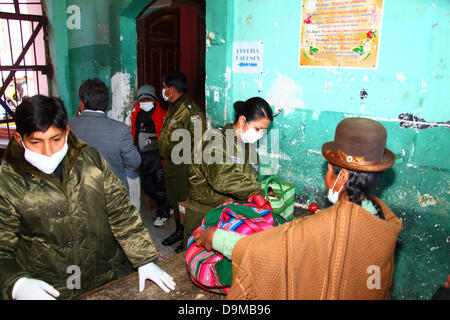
[
  {"x1": 162, "y1": 229, "x2": 183, "y2": 246},
  {"x1": 174, "y1": 244, "x2": 184, "y2": 253}
]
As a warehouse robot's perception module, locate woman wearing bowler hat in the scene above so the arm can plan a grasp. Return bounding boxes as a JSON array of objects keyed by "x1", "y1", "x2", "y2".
[{"x1": 215, "y1": 117, "x2": 404, "y2": 300}]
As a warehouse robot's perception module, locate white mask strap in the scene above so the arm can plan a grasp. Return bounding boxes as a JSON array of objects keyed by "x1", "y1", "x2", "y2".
[{"x1": 331, "y1": 170, "x2": 344, "y2": 193}]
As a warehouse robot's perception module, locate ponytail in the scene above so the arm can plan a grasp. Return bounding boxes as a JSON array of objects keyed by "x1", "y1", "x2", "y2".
[
  {"x1": 233, "y1": 97, "x2": 273, "y2": 124},
  {"x1": 332, "y1": 165, "x2": 384, "y2": 219}
]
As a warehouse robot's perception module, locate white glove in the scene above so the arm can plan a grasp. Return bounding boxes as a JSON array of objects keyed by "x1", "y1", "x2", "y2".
[
  {"x1": 138, "y1": 262, "x2": 176, "y2": 293},
  {"x1": 12, "y1": 277, "x2": 60, "y2": 300}
]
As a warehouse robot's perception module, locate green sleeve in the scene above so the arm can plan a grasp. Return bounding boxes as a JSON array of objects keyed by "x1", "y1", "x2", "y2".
[
  {"x1": 200, "y1": 145, "x2": 261, "y2": 200},
  {"x1": 158, "y1": 108, "x2": 189, "y2": 160},
  {"x1": 159, "y1": 123, "x2": 177, "y2": 160},
  {"x1": 212, "y1": 229, "x2": 245, "y2": 260},
  {"x1": 101, "y1": 156, "x2": 158, "y2": 268},
  {"x1": 0, "y1": 194, "x2": 30, "y2": 299}
]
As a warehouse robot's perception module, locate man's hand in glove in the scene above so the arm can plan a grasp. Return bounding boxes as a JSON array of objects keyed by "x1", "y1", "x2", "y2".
[
  {"x1": 138, "y1": 262, "x2": 176, "y2": 293},
  {"x1": 12, "y1": 277, "x2": 60, "y2": 300}
]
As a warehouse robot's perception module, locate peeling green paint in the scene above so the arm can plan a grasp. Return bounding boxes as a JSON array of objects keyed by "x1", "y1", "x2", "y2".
[
  {"x1": 205, "y1": 0, "x2": 450, "y2": 299},
  {"x1": 45, "y1": 0, "x2": 73, "y2": 113},
  {"x1": 45, "y1": 0, "x2": 143, "y2": 118}
]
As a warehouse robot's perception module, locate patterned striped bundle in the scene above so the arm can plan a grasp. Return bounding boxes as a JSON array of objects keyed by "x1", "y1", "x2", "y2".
[{"x1": 186, "y1": 195, "x2": 286, "y2": 294}]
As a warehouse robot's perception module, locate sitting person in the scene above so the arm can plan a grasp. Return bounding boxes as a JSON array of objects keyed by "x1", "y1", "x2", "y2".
[
  {"x1": 184, "y1": 97, "x2": 273, "y2": 248},
  {"x1": 194, "y1": 117, "x2": 403, "y2": 300}
]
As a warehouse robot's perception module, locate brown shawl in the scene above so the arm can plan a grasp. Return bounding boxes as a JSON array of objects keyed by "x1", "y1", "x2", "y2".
[{"x1": 227, "y1": 198, "x2": 402, "y2": 300}]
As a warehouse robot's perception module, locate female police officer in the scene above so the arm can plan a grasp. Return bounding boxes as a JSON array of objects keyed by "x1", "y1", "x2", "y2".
[{"x1": 183, "y1": 97, "x2": 274, "y2": 246}]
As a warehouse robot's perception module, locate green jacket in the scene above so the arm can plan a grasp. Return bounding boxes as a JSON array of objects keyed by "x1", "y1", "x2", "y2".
[
  {"x1": 188, "y1": 123, "x2": 261, "y2": 213},
  {"x1": 158, "y1": 94, "x2": 206, "y2": 204},
  {"x1": 0, "y1": 132, "x2": 158, "y2": 300}
]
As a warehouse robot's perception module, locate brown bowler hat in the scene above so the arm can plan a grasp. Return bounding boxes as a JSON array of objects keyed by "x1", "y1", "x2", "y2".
[{"x1": 322, "y1": 117, "x2": 395, "y2": 172}]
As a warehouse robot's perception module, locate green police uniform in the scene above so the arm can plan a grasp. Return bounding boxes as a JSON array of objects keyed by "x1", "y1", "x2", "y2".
[
  {"x1": 158, "y1": 94, "x2": 206, "y2": 220},
  {"x1": 184, "y1": 123, "x2": 262, "y2": 243}
]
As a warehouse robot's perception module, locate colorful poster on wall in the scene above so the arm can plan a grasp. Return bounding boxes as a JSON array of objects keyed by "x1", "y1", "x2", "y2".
[
  {"x1": 300, "y1": 0, "x2": 383, "y2": 68},
  {"x1": 232, "y1": 41, "x2": 264, "y2": 74}
]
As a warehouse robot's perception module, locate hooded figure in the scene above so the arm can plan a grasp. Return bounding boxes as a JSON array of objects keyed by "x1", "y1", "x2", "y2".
[{"x1": 131, "y1": 85, "x2": 170, "y2": 227}]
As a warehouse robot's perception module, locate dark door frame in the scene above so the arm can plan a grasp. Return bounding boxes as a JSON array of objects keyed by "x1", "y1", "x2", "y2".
[{"x1": 136, "y1": 0, "x2": 205, "y2": 110}]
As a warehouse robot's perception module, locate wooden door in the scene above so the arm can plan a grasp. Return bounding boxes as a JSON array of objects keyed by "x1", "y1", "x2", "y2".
[{"x1": 137, "y1": 7, "x2": 180, "y2": 100}]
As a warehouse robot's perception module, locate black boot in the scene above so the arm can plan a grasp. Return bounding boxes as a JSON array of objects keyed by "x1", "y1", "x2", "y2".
[
  {"x1": 174, "y1": 243, "x2": 184, "y2": 253},
  {"x1": 162, "y1": 228, "x2": 183, "y2": 246}
]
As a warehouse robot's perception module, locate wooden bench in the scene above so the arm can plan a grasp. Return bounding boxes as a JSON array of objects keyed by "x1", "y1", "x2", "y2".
[{"x1": 76, "y1": 252, "x2": 225, "y2": 300}]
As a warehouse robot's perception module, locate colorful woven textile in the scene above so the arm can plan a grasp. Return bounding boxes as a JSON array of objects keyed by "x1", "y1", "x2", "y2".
[{"x1": 186, "y1": 194, "x2": 287, "y2": 294}]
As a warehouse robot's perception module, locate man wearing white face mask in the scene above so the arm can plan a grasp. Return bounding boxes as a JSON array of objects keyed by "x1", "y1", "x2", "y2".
[
  {"x1": 131, "y1": 85, "x2": 170, "y2": 227},
  {"x1": 0, "y1": 95, "x2": 175, "y2": 299},
  {"x1": 158, "y1": 72, "x2": 206, "y2": 253}
]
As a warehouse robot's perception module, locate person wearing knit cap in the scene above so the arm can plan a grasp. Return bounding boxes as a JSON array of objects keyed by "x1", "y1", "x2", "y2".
[{"x1": 131, "y1": 85, "x2": 170, "y2": 227}]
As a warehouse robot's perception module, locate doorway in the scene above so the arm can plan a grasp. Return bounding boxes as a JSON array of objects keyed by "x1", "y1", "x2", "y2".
[{"x1": 136, "y1": 0, "x2": 205, "y2": 110}]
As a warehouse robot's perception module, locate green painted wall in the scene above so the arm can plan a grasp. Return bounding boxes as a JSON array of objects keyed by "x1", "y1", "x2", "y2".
[
  {"x1": 205, "y1": 0, "x2": 450, "y2": 299},
  {"x1": 44, "y1": 0, "x2": 149, "y2": 120},
  {"x1": 44, "y1": 0, "x2": 72, "y2": 110}
]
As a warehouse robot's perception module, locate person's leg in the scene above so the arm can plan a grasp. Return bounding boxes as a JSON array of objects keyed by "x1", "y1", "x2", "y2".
[
  {"x1": 141, "y1": 152, "x2": 170, "y2": 226},
  {"x1": 153, "y1": 166, "x2": 170, "y2": 226},
  {"x1": 161, "y1": 161, "x2": 189, "y2": 252},
  {"x1": 162, "y1": 165, "x2": 184, "y2": 247},
  {"x1": 162, "y1": 208, "x2": 183, "y2": 245}
]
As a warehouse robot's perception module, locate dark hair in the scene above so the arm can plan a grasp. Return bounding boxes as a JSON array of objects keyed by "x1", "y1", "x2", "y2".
[
  {"x1": 332, "y1": 165, "x2": 384, "y2": 219},
  {"x1": 15, "y1": 95, "x2": 68, "y2": 137},
  {"x1": 163, "y1": 72, "x2": 188, "y2": 94},
  {"x1": 233, "y1": 97, "x2": 273, "y2": 124},
  {"x1": 78, "y1": 78, "x2": 109, "y2": 111}
]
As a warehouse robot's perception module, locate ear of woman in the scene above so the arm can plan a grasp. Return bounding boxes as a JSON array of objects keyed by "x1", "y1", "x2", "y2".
[
  {"x1": 337, "y1": 168, "x2": 350, "y2": 201},
  {"x1": 239, "y1": 115, "x2": 247, "y2": 127},
  {"x1": 339, "y1": 168, "x2": 350, "y2": 187}
]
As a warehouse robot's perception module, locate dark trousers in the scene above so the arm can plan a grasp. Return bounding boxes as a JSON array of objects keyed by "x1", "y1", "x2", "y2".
[
  {"x1": 140, "y1": 151, "x2": 169, "y2": 218},
  {"x1": 164, "y1": 161, "x2": 189, "y2": 234}
]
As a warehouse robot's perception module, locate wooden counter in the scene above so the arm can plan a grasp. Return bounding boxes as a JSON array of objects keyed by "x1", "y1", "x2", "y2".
[
  {"x1": 77, "y1": 208, "x2": 311, "y2": 300},
  {"x1": 76, "y1": 251, "x2": 225, "y2": 300}
]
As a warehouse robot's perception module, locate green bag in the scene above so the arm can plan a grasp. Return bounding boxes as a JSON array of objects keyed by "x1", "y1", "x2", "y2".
[{"x1": 261, "y1": 175, "x2": 295, "y2": 220}]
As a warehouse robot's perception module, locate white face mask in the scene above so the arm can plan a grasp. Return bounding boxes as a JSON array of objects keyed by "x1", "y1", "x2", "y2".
[
  {"x1": 162, "y1": 88, "x2": 170, "y2": 102},
  {"x1": 240, "y1": 120, "x2": 264, "y2": 144},
  {"x1": 327, "y1": 170, "x2": 344, "y2": 204},
  {"x1": 140, "y1": 101, "x2": 155, "y2": 112},
  {"x1": 21, "y1": 136, "x2": 68, "y2": 174}
]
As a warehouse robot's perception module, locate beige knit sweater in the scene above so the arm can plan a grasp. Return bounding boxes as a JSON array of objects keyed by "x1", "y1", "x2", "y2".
[{"x1": 227, "y1": 197, "x2": 402, "y2": 300}]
